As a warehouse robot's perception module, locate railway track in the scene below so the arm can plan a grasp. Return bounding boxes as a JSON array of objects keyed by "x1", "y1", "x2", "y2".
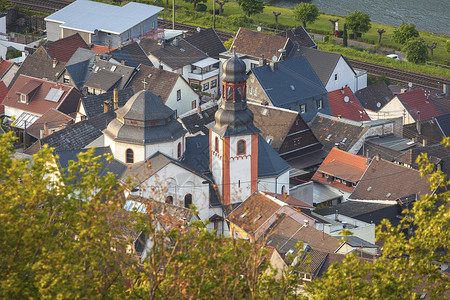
[
  {"x1": 348, "y1": 59, "x2": 450, "y2": 90},
  {"x1": 6, "y1": 0, "x2": 72, "y2": 14},
  {"x1": 158, "y1": 19, "x2": 234, "y2": 42}
]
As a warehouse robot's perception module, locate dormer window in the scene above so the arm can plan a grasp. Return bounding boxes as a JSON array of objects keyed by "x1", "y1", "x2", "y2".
[{"x1": 19, "y1": 94, "x2": 27, "y2": 103}]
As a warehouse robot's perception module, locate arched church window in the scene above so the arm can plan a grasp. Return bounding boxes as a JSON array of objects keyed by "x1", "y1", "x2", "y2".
[
  {"x1": 237, "y1": 140, "x2": 246, "y2": 155},
  {"x1": 126, "y1": 148, "x2": 134, "y2": 164},
  {"x1": 215, "y1": 137, "x2": 219, "y2": 152},
  {"x1": 177, "y1": 142, "x2": 182, "y2": 159},
  {"x1": 184, "y1": 193, "x2": 192, "y2": 208},
  {"x1": 226, "y1": 87, "x2": 234, "y2": 100},
  {"x1": 235, "y1": 87, "x2": 242, "y2": 101}
]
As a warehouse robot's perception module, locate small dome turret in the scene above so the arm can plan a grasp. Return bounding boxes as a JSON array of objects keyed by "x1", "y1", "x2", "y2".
[{"x1": 222, "y1": 52, "x2": 248, "y2": 82}]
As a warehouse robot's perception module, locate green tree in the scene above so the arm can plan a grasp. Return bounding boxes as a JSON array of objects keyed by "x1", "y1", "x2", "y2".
[
  {"x1": 346, "y1": 10, "x2": 372, "y2": 39},
  {"x1": 237, "y1": 0, "x2": 264, "y2": 17},
  {"x1": 293, "y1": 3, "x2": 319, "y2": 29},
  {"x1": 403, "y1": 38, "x2": 429, "y2": 63},
  {"x1": 184, "y1": 0, "x2": 206, "y2": 10},
  {"x1": 306, "y1": 138, "x2": 450, "y2": 299},
  {"x1": 393, "y1": 22, "x2": 420, "y2": 45},
  {"x1": 445, "y1": 40, "x2": 450, "y2": 53}
]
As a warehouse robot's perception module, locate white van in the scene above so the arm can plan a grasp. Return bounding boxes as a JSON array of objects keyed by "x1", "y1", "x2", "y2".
[{"x1": 386, "y1": 54, "x2": 400, "y2": 60}]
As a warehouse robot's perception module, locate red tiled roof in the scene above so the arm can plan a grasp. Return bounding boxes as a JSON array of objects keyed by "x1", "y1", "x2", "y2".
[
  {"x1": 26, "y1": 108, "x2": 73, "y2": 139},
  {"x1": 398, "y1": 88, "x2": 443, "y2": 121},
  {"x1": 264, "y1": 192, "x2": 315, "y2": 209},
  {"x1": 2, "y1": 75, "x2": 79, "y2": 116},
  {"x1": 232, "y1": 28, "x2": 289, "y2": 60},
  {"x1": 45, "y1": 33, "x2": 89, "y2": 63},
  {"x1": 91, "y1": 44, "x2": 115, "y2": 54},
  {"x1": 328, "y1": 87, "x2": 371, "y2": 121},
  {"x1": 0, "y1": 81, "x2": 7, "y2": 114},
  {"x1": 0, "y1": 59, "x2": 13, "y2": 77},
  {"x1": 312, "y1": 147, "x2": 369, "y2": 192}
]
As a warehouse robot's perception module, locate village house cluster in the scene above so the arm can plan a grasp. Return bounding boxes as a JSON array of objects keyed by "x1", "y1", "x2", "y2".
[{"x1": 1, "y1": 0, "x2": 449, "y2": 287}]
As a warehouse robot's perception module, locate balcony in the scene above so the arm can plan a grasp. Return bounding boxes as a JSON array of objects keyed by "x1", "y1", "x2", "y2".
[{"x1": 188, "y1": 57, "x2": 220, "y2": 81}]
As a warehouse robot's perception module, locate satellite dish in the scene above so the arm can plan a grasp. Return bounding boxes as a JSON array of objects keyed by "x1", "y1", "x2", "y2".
[
  {"x1": 257, "y1": 26, "x2": 262, "y2": 32},
  {"x1": 376, "y1": 102, "x2": 381, "y2": 108},
  {"x1": 272, "y1": 55, "x2": 277, "y2": 62},
  {"x1": 344, "y1": 96, "x2": 349, "y2": 103},
  {"x1": 408, "y1": 82, "x2": 413, "y2": 88},
  {"x1": 196, "y1": 27, "x2": 201, "y2": 32}
]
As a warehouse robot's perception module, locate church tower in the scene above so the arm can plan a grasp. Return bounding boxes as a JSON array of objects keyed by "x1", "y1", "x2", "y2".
[{"x1": 210, "y1": 52, "x2": 261, "y2": 205}]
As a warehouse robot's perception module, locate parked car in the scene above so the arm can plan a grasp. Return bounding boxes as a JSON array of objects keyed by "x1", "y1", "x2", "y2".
[{"x1": 386, "y1": 54, "x2": 400, "y2": 60}]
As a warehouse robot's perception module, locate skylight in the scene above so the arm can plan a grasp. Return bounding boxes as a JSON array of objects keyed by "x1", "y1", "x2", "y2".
[{"x1": 45, "y1": 88, "x2": 64, "y2": 102}]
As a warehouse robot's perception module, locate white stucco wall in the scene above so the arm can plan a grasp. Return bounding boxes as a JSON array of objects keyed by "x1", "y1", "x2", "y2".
[
  {"x1": 258, "y1": 170, "x2": 290, "y2": 195},
  {"x1": 377, "y1": 96, "x2": 414, "y2": 125},
  {"x1": 325, "y1": 57, "x2": 357, "y2": 93},
  {"x1": 229, "y1": 135, "x2": 253, "y2": 203},
  {"x1": 165, "y1": 78, "x2": 198, "y2": 116},
  {"x1": 211, "y1": 131, "x2": 223, "y2": 198}
]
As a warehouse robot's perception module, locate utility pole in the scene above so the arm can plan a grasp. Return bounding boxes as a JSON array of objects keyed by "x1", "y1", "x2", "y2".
[
  {"x1": 213, "y1": 0, "x2": 216, "y2": 29},
  {"x1": 172, "y1": 0, "x2": 175, "y2": 30}
]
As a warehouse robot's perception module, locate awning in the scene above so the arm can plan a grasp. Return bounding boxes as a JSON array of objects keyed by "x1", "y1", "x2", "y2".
[{"x1": 192, "y1": 57, "x2": 219, "y2": 69}]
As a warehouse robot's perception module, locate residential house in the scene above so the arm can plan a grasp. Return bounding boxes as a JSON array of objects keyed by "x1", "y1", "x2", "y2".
[
  {"x1": 312, "y1": 147, "x2": 369, "y2": 201},
  {"x1": 44, "y1": 33, "x2": 90, "y2": 63},
  {"x1": 45, "y1": 0, "x2": 163, "y2": 48},
  {"x1": 277, "y1": 26, "x2": 317, "y2": 49},
  {"x1": 140, "y1": 38, "x2": 220, "y2": 96},
  {"x1": 402, "y1": 114, "x2": 450, "y2": 145},
  {"x1": 349, "y1": 156, "x2": 431, "y2": 203},
  {"x1": 127, "y1": 64, "x2": 199, "y2": 116},
  {"x1": 25, "y1": 108, "x2": 73, "y2": 143},
  {"x1": 227, "y1": 191, "x2": 316, "y2": 241},
  {"x1": 109, "y1": 42, "x2": 153, "y2": 68},
  {"x1": 8, "y1": 47, "x2": 66, "y2": 88},
  {"x1": 76, "y1": 87, "x2": 136, "y2": 122},
  {"x1": 361, "y1": 134, "x2": 417, "y2": 163},
  {"x1": 434, "y1": 114, "x2": 450, "y2": 137},
  {"x1": 309, "y1": 113, "x2": 403, "y2": 154},
  {"x1": 395, "y1": 144, "x2": 450, "y2": 175},
  {"x1": 183, "y1": 28, "x2": 227, "y2": 59},
  {"x1": 247, "y1": 56, "x2": 330, "y2": 122},
  {"x1": 0, "y1": 81, "x2": 8, "y2": 115},
  {"x1": 0, "y1": 57, "x2": 18, "y2": 87},
  {"x1": 291, "y1": 46, "x2": 367, "y2": 93},
  {"x1": 355, "y1": 81, "x2": 394, "y2": 119},
  {"x1": 376, "y1": 88, "x2": 443, "y2": 125},
  {"x1": 328, "y1": 87, "x2": 371, "y2": 121},
  {"x1": 225, "y1": 28, "x2": 296, "y2": 72}
]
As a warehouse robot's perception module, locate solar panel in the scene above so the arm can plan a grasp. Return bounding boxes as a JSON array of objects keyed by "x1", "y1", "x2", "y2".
[{"x1": 45, "y1": 88, "x2": 64, "y2": 102}]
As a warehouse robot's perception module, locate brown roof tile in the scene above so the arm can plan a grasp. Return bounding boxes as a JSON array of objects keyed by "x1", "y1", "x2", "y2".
[
  {"x1": 45, "y1": 33, "x2": 89, "y2": 63},
  {"x1": 277, "y1": 26, "x2": 316, "y2": 48},
  {"x1": 26, "y1": 108, "x2": 73, "y2": 139},
  {"x1": 232, "y1": 28, "x2": 289, "y2": 60},
  {"x1": 0, "y1": 59, "x2": 13, "y2": 77},
  {"x1": 349, "y1": 158, "x2": 431, "y2": 201},
  {"x1": 264, "y1": 192, "x2": 315, "y2": 209}
]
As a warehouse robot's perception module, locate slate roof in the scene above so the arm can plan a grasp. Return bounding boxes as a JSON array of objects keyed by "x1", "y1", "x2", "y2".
[
  {"x1": 182, "y1": 135, "x2": 211, "y2": 175},
  {"x1": 291, "y1": 46, "x2": 354, "y2": 86},
  {"x1": 64, "y1": 48, "x2": 102, "y2": 90},
  {"x1": 397, "y1": 88, "x2": 443, "y2": 121},
  {"x1": 178, "y1": 101, "x2": 218, "y2": 135},
  {"x1": 349, "y1": 158, "x2": 431, "y2": 202},
  {"x1": 296, "y1": 248, "x2": 328, "y2": 277},
  {"x1": 9, "y1": 47, "x2": 66, "y2": 88},
  {"x1": 251, "y1": 56, "x2": 329, "y2": 122},
  {"x1": 312, "y1": 147, "x2": 368, "y2": 192},
  {"x1": 26, "y1": 108, "x2": 73, "y2": 139},
  {"x1": 232, "y1": 28, "x2": 292, "y2": 60},
  {"x1": 127, "y1": 64, "x2": 181, "y2": 103},
  {"x1": 355, "y1": 81, "x2": 394, "y2": 112},
  {"x1": 315, "y1": 200, "x2": 395, "y2": 219},
  {"x1": 85, "y1": 59, "x2": 135, "y2": 91},
  {"x1": 44, "y1": 33, "x2": 89, "y2": 63},
  {"x1": 328, "y1": 87, "x2": 371, "y2": 121},
  {"x1": 110, "y1": 42, "x2": 153, "y2": 68},
  {"x1": 3, "y1": 74, "x2": 82, "y2": 116},
  {"x1": 81, "y1": 87, "x2": 135, "y2": 119},
  {"x1": 257, "y1": 134, "x2": 290, "y2": 178},
  {"x1": 55, "y1": 146, "x2": 127, "y2": 180},
  {"x1": 45, "y1": 0, "x2": 163, "y2": 35},
  {"x1": 184, "y1": 28, "x2": 227, "y2": 59},
  {"x1": 277, "y1": 26, "x2": 316, "y2": 48},
  {"x1": 434, "y1": 114, "x2": 450, "y2": 137},
  {"x1": 25, "y1": 111, "x2": 115, "y2": 154},
  {"x1": 395, "y1": 144, "x2": 450, "y2": 174},
  {"x1": 309, "y1": 113, "x2": 369, "y2": 153},
  {"x1": 104, "y1": 90, "x2": 186, "y2": 145},
  {"x1": 140, "y1": 38, "x2": 207, "y2": 69},
  {"x1": 364, "y1": 135, "x2": 416, "y2": 152}
]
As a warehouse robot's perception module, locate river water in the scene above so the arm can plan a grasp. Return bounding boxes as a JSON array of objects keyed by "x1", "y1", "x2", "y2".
[{"x1": 269, "y1": 0, "x2": 450, "y2": 36}]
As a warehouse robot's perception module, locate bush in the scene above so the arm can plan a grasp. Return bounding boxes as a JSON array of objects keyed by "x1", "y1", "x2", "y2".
[
  {"x1": 209, "y1": 9, "x2": 220, "y2": 15},
  {"x1": 226, "y1": 15, "x2": 253, "y2": 27},
  {"x1": 6, "y1": 48, "x2": 22, "y2": 60},
  {"x1": 196, "y1": 3, "x2": 207, "y2": 11}
]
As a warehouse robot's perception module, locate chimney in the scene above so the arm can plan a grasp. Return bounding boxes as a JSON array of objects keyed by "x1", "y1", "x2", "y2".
[
  {"x1": 416, "y1": 111, "x2": 421, "y2": 135},
  {"x1": 269, "y1": 60, "x2": 278, "y2": 72},
  {"x1": 278, "y1": 48, "x2": 286, "y2": 61},
  {"x1": 443, "y1": 84, "x2": 449, "y2": 96},
  {"x1": 52, "y1": 59, "x2": 57, "y2": 68},
  {"x1": 340, "y1": 87, "x2": 345, "y2": 94},
  {"x1": 197, "y1": 105, "x2": 202, "y2": 115},
  {"x1": 104, "y1": 100, "x2": 111, "y2": 113},
  {"x1": 303, "y1": 219, "x2": 309, "y2": 226},
  {"x1": 173, "y1": 38, "x2": 178, "y2": 47},
  {"x1": 375, "y1": 153, "x2": 380, "y2": 161},
  {"x1": 121, "y1": 60, "x2": 126, "y2": 66},
  {"x1": 43, "y1": 122, "x2": 48, "y2": 137},
  {"x1": 258, "y1": 54, "x2": 266, "y2": 66},
  {"x1": 422, "y1": 139, "x2": 427, "y2": 147},
  {"x1": 95, "y1": 53, "x2": 101, "y2": 62},
  {"x1": 113, "y1": 88, "x2": 118, "y2": 109}
]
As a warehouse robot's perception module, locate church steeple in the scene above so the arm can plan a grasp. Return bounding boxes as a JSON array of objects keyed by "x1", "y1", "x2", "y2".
[{"x1": 210, "y1": 53, "x2": 260, "y2": 206}]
